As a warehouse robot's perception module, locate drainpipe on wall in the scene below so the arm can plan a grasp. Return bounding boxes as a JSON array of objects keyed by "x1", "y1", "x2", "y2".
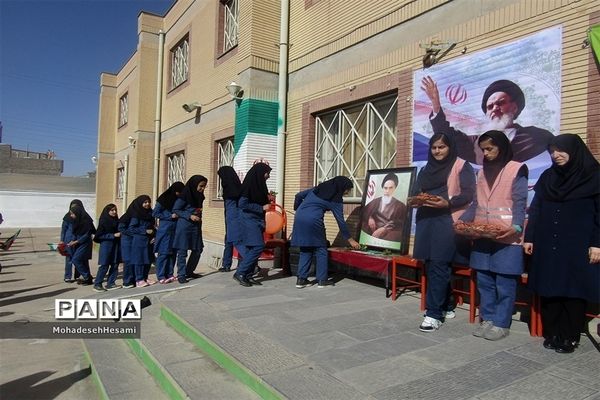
[
  {"x1": 275, "y1": 0, "x2": 289, "y2": 207},
  {"x1": 152, "y1": 30, "x2": 165, "y2": 201},
  {"x1": 123, "y1": 153, "x2": 129, "y2": 212}
]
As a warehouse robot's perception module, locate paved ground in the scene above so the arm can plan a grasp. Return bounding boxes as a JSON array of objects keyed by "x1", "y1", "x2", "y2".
[{"x1": 1, "y1": 228, "x2": 599, "y2": 400}]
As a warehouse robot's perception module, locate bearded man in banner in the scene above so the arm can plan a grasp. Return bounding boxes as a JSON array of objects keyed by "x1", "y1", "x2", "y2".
[{"x1": 421, "y1": 76, "x2": 554, "y2": 165}]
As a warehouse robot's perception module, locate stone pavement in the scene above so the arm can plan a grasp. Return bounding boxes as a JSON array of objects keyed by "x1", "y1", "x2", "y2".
[{"x1": 1, "y1": 228, "x2": 599, "y2": 400}]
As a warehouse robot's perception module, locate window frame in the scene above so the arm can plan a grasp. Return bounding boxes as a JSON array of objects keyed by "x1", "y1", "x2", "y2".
[
  {"x1": 116, "y1": 167, "x2": 125, "y2": 199},
  {"x1": 166, "y1": 151, "x2": 186, "y2": 188},
  {"x1": 169, "y1": 35, "x2": 190, "y2": 90},
  {"x1": 215, "y1": 136, "x2": 235, "y2": 199},
  {"x1": 118, "y1": 92, "x2": 128, "y2": 128}
]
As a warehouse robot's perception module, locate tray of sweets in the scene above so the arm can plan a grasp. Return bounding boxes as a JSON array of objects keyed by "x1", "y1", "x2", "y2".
[
  {"x1": 407, "y1": 192, "x2": 439, "y2": 206},
  {"x1": 454, "y1": 221, "x2": 505, "y2": 239}
]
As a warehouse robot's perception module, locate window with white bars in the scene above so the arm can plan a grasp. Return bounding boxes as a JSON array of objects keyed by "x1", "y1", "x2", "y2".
[
  {"x1": 119, "y1": 93, "x2": 128, "y2": 128},
  {"x1": 170, "y1": 36, "x2": 189, "y2": 89},
  {"x1": 216, "y1": 137, "x2": 235, "y2": 199},
  {"x1": 167, "y1": 152, "x2": 186, "y2": 187},
  {"x1": 223, "y1": 0, "x2": 238, "y2": 53},
  {"x1": 314, "y1": 95, "x2": 398, "y2": 201},
  {"x1": 116, "y1": 168, "x2": 125, "y2": 199}
]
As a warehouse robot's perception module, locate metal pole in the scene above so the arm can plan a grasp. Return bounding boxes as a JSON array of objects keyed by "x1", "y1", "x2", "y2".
[
  {"x1": 152, "y1": 31, "x2": 165, "y2": 201},
  {"x1": 275, "y1": 0, "x2": 289, "y2": 206}
]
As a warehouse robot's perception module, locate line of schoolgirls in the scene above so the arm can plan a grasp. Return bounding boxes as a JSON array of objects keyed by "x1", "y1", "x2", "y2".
[{"x1": 61, "y1": 174, "x2": 209, "y2": 291}]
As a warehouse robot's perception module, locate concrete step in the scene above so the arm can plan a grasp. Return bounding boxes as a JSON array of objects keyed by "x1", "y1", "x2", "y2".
[
  {"x1": 135, "y1": 294, "x2": 262, "y2": 400},
  {"x1": 84, "y1": 337, "x2": 169, "y2": 400}
]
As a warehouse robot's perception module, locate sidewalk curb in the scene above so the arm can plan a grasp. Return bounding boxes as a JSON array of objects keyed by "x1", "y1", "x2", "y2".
[
  {"x1": 123, "y1": 337, "x2": 188, "y2": 400},
  {"x1": 82, "y1": 341, "x2": 110, "y2": 400},
  {"x1": 160, "y1": 305, "x2": 283, "y2": 400}
]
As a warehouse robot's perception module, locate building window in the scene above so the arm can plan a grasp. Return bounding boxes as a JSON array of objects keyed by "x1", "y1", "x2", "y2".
[
  {"x1": 119, "y1": 93, "x2": 128, "y2": 128},
  {"x1": 216, "y1": 137, "x2": 235, "y2": 198},
  {"x1": 223, "y1": 0, "x2": 238, "y2": 53},
  {"x1": 171, "y1": 36, "x2": 189, "y2": 89},
  {"x1": 314, "y1": 95, "x2": 397, "y2": 200},
  {"x1": 116, "y1": 167, "x2": 125, "y2": 199},
  {"x1": 167, "y1": 152, "x2": 186, "y2": 187}
]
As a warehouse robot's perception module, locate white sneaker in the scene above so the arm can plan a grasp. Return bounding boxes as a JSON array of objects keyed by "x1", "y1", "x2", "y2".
[
  {"x1": 472, "y1": 320, "x2": 494, "y2": 337},
  {"x1": 419, "y1": 316, "x2": 442, "y2": 332},
  {"x1": 444, "y1": 310, "x2": 456, "y2": 319}
]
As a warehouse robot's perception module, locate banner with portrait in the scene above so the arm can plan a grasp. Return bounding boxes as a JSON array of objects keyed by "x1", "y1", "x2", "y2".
[{"x1": 412, "y1": 26, "x2": 562, "y2": 189}]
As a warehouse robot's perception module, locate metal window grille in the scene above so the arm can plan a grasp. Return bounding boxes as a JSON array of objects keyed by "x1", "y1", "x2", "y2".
[
  {"x1": 119, "y1": 93, "x2": 128, "y2": 127},
  {"x1": 171, "y1": 37, "x2": 189, "y2": 88},
  {"x1": 314, "y1": 95, "x2": 397, "y2": 200},
  {"x1": 116, "y1": 168, "x2": 125, "y2": 199},
  {"x1": 167, "y1": 152, "x2": 186, "y2": 187},
  {"x1": 216, "y1": 137, "x2": 235, "y2": 199},
  {"x1": 223, "y1": 0, "x2": 238, "y2": 52}
]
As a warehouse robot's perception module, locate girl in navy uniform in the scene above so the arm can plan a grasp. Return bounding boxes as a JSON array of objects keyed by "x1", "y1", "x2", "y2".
[
  {"x1": 118, "y1": 207, "x2": 135, "y2": 288},
  {"x1": 92, "y1": 203, "x2": 121, "y2": 291},
  {"x1": 68, "y1": 205, "x2": 96, "y2": 285},
  {"x1": 460, "y1": 130, "x2": 528, "y2": 341},
  {"x1": 410, "y1": 133, "x2": 475, "y2": 332},
  {"x1": 291, "y1": 176, "x2": 360, "y2": 288},
  {"x1": 234, "y1": 162, "x2": 272, "y2": 287},
  {"x1": 126, "y1": 195, "x2": 156, "y2": 287},
  {"x1": 217, "y1": 166, "x2": 243, "y2": 272},
  {"x1": 60, "y1": 199, "x2": 82, "y2": 283},
  {"x1": 173, "y1": 175, "x2": 208, "y2": 283},
  {"x1": 153, "y1": 182, "x2": 185, "y2": 283},
  {"x1": 524, "y1": 134, "x2": 600, "y2": 353}
]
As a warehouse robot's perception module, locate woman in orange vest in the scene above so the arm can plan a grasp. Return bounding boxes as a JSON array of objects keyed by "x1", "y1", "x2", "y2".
[
  {"x1": 459, "y1": 130, "x2": 528, "y2": 341},
  {"x1": 410, "y1": 133, "x2": 475, "y2": 332}
]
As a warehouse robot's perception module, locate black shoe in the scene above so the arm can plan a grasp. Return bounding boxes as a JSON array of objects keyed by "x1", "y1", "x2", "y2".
[
  {"x1": 186, "y1": 272, "x2": 202, "y2": 279},
  {"x1": 178, "y1": 277, "x2": 188, "y2": 284},
  {"x1": 64, "y1": 279, "x2": 75, "y2": 283},
  {"x1": 218, "y1": 267, "x2": 231, "y2": 272},
  {"x1": 543, "y1": 336, "x2": 559, "y2": 350},
  {"x1": 317, "y1": 279, "x2": 335, "y2": 288},
  {"x1": 247, "y1": 277, "x2": 262, "y2": 286},
  {"x1": 93, "y1": 285, "x2": 107, "y2": 292},
  {"x1": 555, "y1": 339, "x2": 576, "y2": 354},
  {"x1": 233, "y1": 274, "x2": 252, "y2": 287},
  {"x1": 81, "y1": 277, "x2": 94, "y2": 286},
  {"x1": 295, "y1": 278, "x2": 312, "y2": 288}
]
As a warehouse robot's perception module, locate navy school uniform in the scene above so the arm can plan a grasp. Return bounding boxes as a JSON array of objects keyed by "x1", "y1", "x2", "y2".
[
  {"x1": 153, "y1": 201, "x2": 178, "y2": 280},
  {"x1": 173, "y1": 198, "x2": 204, "y2": 279},
  {"x1": 128, "y1": 217, "x2": 155, "y2": 282},
  {"x1": 93, "y1": 232, "x2": 121, "y2": 287},
  {"x1": 70, "y1": 228, "x2": 93, "y2": 280},
  {"x1": 118, "y1": 220, "x2": 135, "y2": 286},
  {"x1": 291, "y1": 189, "x2": 352, "y2": 281},
  {"x1": 222, "y1": 199, "x2": 242, "y2": 269},
  {"x1": 237, "y1": 196, "x2": 266, "y2": 277},
  {"x1": 60, "y1": 219, "x2": 78, "y2": 280}
]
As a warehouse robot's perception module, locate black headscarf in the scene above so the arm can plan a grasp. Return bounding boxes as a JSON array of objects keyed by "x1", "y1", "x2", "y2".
[
  {"x1": 478, "y1": 130, "x2": 514, "y2": 189},
  {"x1": 240, "y1": 162, "x2": 272, "y2": 205},
  {"x1": 128, "y1": 195, "x2": 153, "y2": 221},
  {"x1": 418, "y1": 133, "x2": 458, "y2": 191},
  {"x1": 70, "y1": 205, "x2": 96, "y2": 236},
  {"x1": 313, "y1": 176, "x2": 353, "y2": 203},
  {"x1": 64, "y1": 199, "x2": 95, "y2": 233},
  {"x1": 218, "y1": 166, "x2": 242, "y2": 200},
  {"x1": 180, "y1": 175, "x2": 207, "y2": 208},
  {"x1": 534, "y1": 134, "x2": 600, "y2": 201},
  {"x1": 94, "y1": 203, "x2": 119, "y2": 241},
  {"x1": 156, "y1": 181, "x2": 185, "y2": 211}
]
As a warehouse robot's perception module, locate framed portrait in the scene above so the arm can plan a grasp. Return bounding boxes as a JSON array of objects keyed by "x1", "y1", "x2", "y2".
[{"x1": 358, "y1": 167, "x2": 416, "y2": 254}]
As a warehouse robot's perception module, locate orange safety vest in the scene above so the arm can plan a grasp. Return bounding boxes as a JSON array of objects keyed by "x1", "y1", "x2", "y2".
[
  {"x1": 447, "y1": 158, "x2": 468, "y2": 222},
  {"x1": 474, "y1": 160, "x2": 524, "y2": 245}
]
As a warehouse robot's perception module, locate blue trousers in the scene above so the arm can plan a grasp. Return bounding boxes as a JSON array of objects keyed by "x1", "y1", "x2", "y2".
[
  {"x1": 63, "y1": 255, "x2": 79, "y2": 280},
  {"x1": 298, "y1": 246, "x2": 328, "y2": 281},
  {"x1": 72, "y1": 257, "x2": 91, "y2": 280},
  {"x1": 123, "y1": 262, "x2": 135, "y2": 286},
  {"x1": 236, "y1": 244, "x2": 264, "y2": 278},
  {"x1": 156, "y1": 253, "x2": 176, "y2": 279},
  {"x1": 477, "y1": 270, "x2": 518, "y2": 328},
  {"x1": 222, "y1": 240, "x2": 234, "y2": 269},
  {"x1": 425, "y1": 260, "x2": 453, "y2": 320},
  {"x1": 176, "y1": 249, "x2": 201, "y2": 279},
  {"x1": 94, "y1": 264, "x2": 118, "y2": 286}
]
